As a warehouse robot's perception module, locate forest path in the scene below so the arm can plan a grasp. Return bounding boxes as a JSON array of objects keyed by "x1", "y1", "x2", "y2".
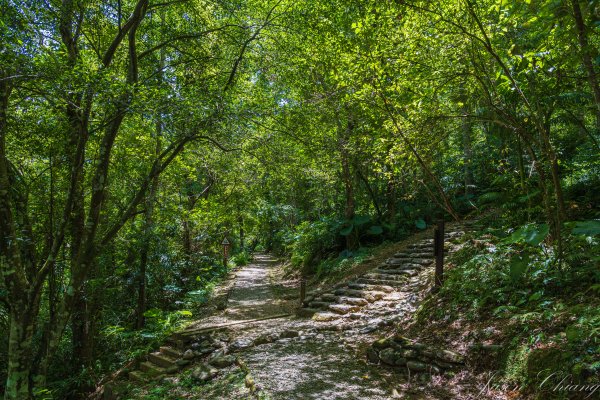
[
  {"x1": 125, "y1": 225, "x2": 491, "y2": 399},
  {"x1": 224, "y1": 253, "x2": 289, "y2": 320},
  {"x1": 215, "y1": 254, "x2": 398, "y2": 399}
]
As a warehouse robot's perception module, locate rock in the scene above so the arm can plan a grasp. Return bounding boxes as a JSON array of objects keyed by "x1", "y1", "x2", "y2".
[
  {"x1": 328, "y1": 303, "x2": 360, "y2": 314},
  {"x1": 372, "y1": 338, "x2": 390, "y2": 350},
  {"x1": 175, "y1": 359, "x2": 190, "y2": 367},
  {"x1": 245, "y1": 374, "x2": 256, "y2": 392},
  {"x1": 435, "y1": 349, "x2": 464, "y2": 364},
  {"x1": 165, "y1": 365, "x2": 180, "y2": 374},
  {"x1": 183, "y1": 349, "x2": 195, "y2": 360},
  {"x1": 406, "y1": 361, "x2": 429, "y2": 372},
  {"x1": 405, "y1": 342, "x2": 427, "y2": 351},
  {"x1": 209, "y1": 355, "x2": 236, "y2": 369},
  {"x1": 280, "y1": 329, "x2": 300, "y2": 339},
  {"x1": 392, "y1": 335, "x2": 411, "y2": 346},
  {"x1": 348, "y1": 313, "x2": 362, "y2": 320},
  {"x1": 397, "y1": 349, "x2": 417, "y2": 359},
  {"x1": 312, "y1": 312, "x2": 339, "y2": 322},
  {"x1": 433, "y1": 360, "x2": 458, "y2": 369},
  {"x1": 230, "y1": 338, "x2": 254, "y2": 351},
  {"x1": 394, "y1": 357, "x2": 407, "y2": 366},
  {"x1": 367, "y1": 348, "x2": 380, "y2": 364},
  {"x1": 359, "y1": 325, "x2": 378, "y2": 334},
  {"x1": 379, "y1": 348, "x2": 397, "y2": 365},
  {"x1": 191, "y1": 364, "x2": 218, "y2": 382},
  {"x1": 196, "y1": 347, "x2": 214, "y2": 356},
  {"x1": 339, "y1": 296, "x2": 369, "y2": 306}
]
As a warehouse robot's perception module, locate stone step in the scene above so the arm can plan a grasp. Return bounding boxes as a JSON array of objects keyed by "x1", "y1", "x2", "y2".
[
  {"x1": 390, "y1": 257, "x2": 433, "y2": 265},
  {"x1": 395, "y1": 251, "x2": 436, "y2": 258},
  {"x1": 297, "y1": 308, "x2": 320, "y2": 318},
  {"x1": 408, "y1": 243, "x2": 434, "y2": 249},
  {"x1": 312, "y1": 312, "x2": 340, "y2": 322},
  {"x1": 140, "y1": 361, "x2": 166, "y2": 376},
  {"x1": 329, "y1": 303, "x2": 360, "y2": 314},
  {"x1": 129, "y1": 370, "x2": 147, "y2": 382},
  {"x1": 347, "y1": 282, "x2": 394, "y2": 293},
  {"x1": 338, "y1": 296, "x2": 369, "y2": 306},
  {"x1": 148, "y1": 352, "x2": 177, "y2": 369},
  {"x1": 308, "y1": 301, "x2": 332, "y2": 309},
  {"x1": 384, "y1": 258, "x2": 417, "y2": 266},
  {"x1": 160, "y1": 346, "x2": 182, "y2": 359},
  {"x1": 333, "y1": 288, "x2": 386, "y2": 301},
  {"x1": 356, "y1": 278, "x2": 406, "y2": 287},
  {"x1": 320, "y1": 293, "x2": 339, "y2": 302},
  {"x1": 380, "y1": 262, "x2": 423, "y2": 270},
  {"x1": 364, "y1": 273, "x2": 406, "y2": 282},
  {"x1": 165, "y1": 337, "x2": 185, "y2": 350},
  {"x1": 373, "y1": 268, "x2": 419, "y2": 276}
]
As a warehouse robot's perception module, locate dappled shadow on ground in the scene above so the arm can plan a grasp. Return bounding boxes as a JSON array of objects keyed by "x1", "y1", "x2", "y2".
[
  {"x1": 242, "y1": 332, "x2": 392, "y2": 400},
  {"x1": 225, "y1": 254, "x2": 288, "y2": 320}
]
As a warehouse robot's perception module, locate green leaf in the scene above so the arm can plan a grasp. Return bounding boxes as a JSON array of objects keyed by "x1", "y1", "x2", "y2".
[
  {"x1": 177, "y1": 310, "x2": 193, "y2": 317},
  {"x1": 366, "y1": 225, "x2": 383, "y2": 235},
  {"x1": 504, "y1": 223, "x2": 549, "y2": 246},
  {"x1": 340, "y1": 225, "x2": 353, "y2": 236},
  {"x1": 528, "y1": 291, "x2": 543, "y2": 302},
  {"x1": 572, "y1": 220, "x2": 600, "y2": 236},
  {"x1": 415, "y1": 219, "x2": 426, "y2": 229},
  {"x1": 352, "y1": 215, "x2": 371, "y2": 226},
  {"x1": 565, "y1": 325, "x2": 581, "y2": 343},
  {"x1": 143, "y1": 308, "x2": 161, "y2": 318},
  {"x1": 509, "y1": 253, "x2": 529, "y2": 281}
]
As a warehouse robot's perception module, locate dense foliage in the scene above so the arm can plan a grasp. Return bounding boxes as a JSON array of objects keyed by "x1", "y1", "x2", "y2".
[{"x1": 1, "y1": 0, "x2": 598, "y2": 398}]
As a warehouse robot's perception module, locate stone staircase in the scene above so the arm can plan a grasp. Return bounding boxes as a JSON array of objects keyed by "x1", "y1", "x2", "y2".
[{"x1": 298, "y1": 222, "x2": 477, "y2": 322}]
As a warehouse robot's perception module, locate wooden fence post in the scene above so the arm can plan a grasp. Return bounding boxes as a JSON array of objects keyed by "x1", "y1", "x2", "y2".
[
  {"x1": 434, "y1": 218, "x2": 445, "y2": 288},
  {"x1": 300, "y1": 278, "x2": 306, "y2": 305}
]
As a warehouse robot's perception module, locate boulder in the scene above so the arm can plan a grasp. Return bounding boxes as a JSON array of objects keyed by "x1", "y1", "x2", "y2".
[
  {"x1": 191, "y1": 364, "x2": 219, "y2": 383},
  {"x1": 435, "y1": 349, "x2": 464, "y2": 364},
  {"x1": 379, "y1": 348, "x2": 397, "y2": 366},
  {"x1": 230, "y1": 338, "x2": 254, "y2": 351},
  {"x1": 329, "y1": 303, "x2": 360, "y2": 314},
  {"x1": 209, "y1": 355, "x2": 237, "y2": 369},
  {"x1": 406, "y1": 361, "x2": 429, "y2": 372},
  {"x1": 175, "y1": 359, "x2": 190, "y2": 367},
  {"x1": 367, "y1": 348, "x2": 380, "y2": 364}
]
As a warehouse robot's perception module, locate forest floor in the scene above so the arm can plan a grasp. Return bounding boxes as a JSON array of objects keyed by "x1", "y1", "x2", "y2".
[{"x1": 117, "y1": 239, "x2": 512, "y2": 400}]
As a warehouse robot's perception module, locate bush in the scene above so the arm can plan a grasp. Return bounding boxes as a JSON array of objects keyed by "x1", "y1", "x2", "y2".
[
  {"x1": 231, "y1": 251, "x2": 252, "y2": 266},
  {"x1": 289, "y1": 218, "x2": 341, "y2": 274}
]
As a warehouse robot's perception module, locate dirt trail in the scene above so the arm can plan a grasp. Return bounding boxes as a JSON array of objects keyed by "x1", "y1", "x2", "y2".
[
  {"x1": 224, "y1": 254, "x2": 288, "y2": 320},
  {"x1": 220, "y1": 254, "x2": 397, "y2": 399}
]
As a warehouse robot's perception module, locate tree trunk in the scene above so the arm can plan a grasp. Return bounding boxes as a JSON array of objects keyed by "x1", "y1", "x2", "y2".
[
  {"x1": 71, "y1": 288, "x2": 94, "y2": 368},
  {"x1": 5, "y1": 300, "x2": 38, "y2": 400},
  {"x1": 572, "y1": 0, "x2": 600, "y2": 130},
  {"x1": 339, "y1": 118, "x2": 357, "y2": 250},
  {"x1": 462, "y1": 106, "x2": 474, "y2": 197},
  {"x1": 238, "y1": 213, "x2": 245, "y2": 249},
  {"x1": 386, "y1": 176, "x2": 396, "y2": 223}
]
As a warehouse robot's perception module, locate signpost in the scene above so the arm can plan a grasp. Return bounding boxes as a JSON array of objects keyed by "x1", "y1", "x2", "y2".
[
  {"x1": 222, "y1": 237, "x2": 231, "y2": 267},
  {"x1": 434, "y1": 219, "x2": 445, "y2": 288}
]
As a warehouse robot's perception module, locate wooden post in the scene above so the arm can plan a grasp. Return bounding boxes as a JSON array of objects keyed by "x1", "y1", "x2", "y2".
[
  {"x1": 300, "y1": 278, "x2": 306, "y2": 305},
  {"x1": 434, "y1": 218, "x2": 445, "y2": 288}
]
